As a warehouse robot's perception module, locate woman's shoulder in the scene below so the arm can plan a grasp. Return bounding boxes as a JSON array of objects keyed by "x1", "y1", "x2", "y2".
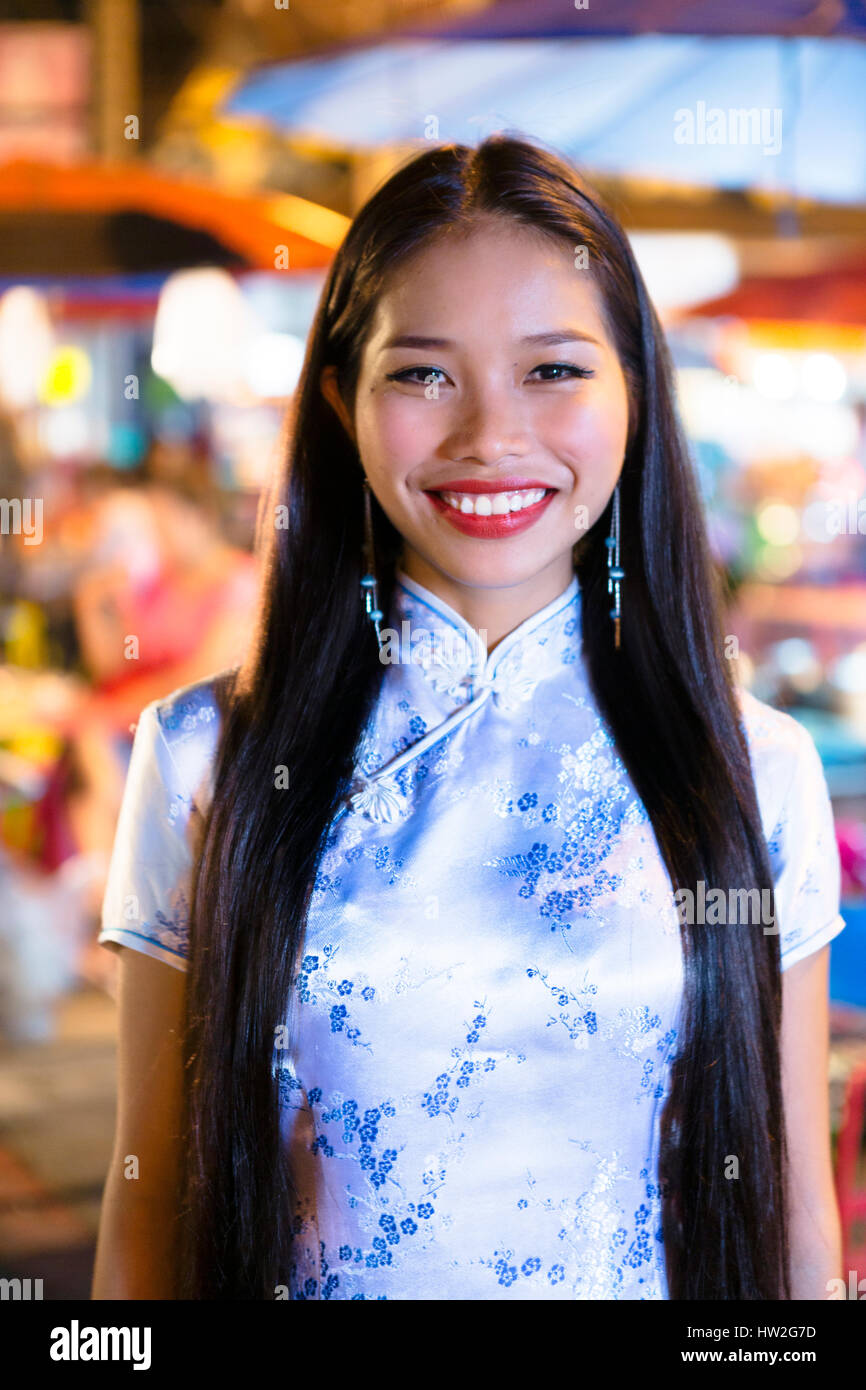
[
  {"x1": 144, "y1": 666, "x2": 235, "y2": 814},
  {"x1": 734, "y1": 684, "x2": 828, "y2": 838},
  {"x1": 735, "y1": 683, "x2": 821, "y2": 761},
  {"x1": 736, "y1": 684, "x2": 812, "y2": 755},
  {"x1": 98, "y1": 669, "x2": 237, "y2": 973},
  {"x1": 735, "y1": 685, "x2": 845, "y2": 969}
]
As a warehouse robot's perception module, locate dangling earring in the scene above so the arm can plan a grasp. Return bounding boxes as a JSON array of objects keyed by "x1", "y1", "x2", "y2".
[
  {"x1": 360, "y1": 477, "x2": 386, "y2": 653},
  {"x1": 605, "y1": 479, "x2": 625, "y2": 650}
]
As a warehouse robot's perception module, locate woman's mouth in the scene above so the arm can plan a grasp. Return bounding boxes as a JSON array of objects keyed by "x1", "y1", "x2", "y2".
[{"x1": 423, "y1": 479, "x2": 558, "y2": 538}]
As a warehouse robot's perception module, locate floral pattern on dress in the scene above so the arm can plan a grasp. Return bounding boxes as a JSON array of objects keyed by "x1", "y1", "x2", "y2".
[{"x1": 98, "y1": 569, "x2": 845, "y2": 1298}]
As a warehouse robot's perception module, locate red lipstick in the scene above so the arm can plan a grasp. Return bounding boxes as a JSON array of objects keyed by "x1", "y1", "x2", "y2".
[
  {"x1": 426, "y1": 477, "x2": 552, "y2": 493},
  {"x1": 423, "y1": 479, "x2": 558, "y2": 539}
]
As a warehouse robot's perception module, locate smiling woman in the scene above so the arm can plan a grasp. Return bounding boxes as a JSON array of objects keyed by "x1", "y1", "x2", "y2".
[
  {"x1": 320, "y1": 216, "x2": 630, "y2": 638},
  {"x1": 92, "y1": 134, "x2": 845, "y2": 1302}
]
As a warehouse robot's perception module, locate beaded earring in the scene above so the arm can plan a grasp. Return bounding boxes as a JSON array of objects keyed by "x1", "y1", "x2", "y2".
[
  {"x1": 360, "y1": 477, "x2": 386, "y2": 652},
  {"x1": 605, "y1": 479, "x2": 625, "y2": 649}
]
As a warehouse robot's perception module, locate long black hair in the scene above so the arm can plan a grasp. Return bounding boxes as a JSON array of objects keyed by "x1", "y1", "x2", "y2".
[{"x1": 176, "y1": 134, "x2": 789, "y2": 1300}]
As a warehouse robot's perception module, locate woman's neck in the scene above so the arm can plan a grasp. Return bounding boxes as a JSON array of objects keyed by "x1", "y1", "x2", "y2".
[{"x1": 398, "y1": 550, "x2": 576, "y2": 652}]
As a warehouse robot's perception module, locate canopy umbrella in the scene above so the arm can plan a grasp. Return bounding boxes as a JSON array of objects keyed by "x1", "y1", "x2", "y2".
[
  {"x1": 218, "y1": 0, "x2": 866, "y2": 61},
  {"x1": 381, "y1": 0, "x2": 866, "y2": 41},
  {"x1": 694, "y1": 254, "x2": 866, "y2": 323},
  {"x1": 0, "y1": 158, "x2": 349, "y2": 275},
  {"x1": 222, "y1": 35, "x2": 866, "y2": 205}
]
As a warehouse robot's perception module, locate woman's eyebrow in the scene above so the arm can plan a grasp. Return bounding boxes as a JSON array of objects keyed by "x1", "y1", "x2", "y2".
[
  {"x1": 381, "y1": 328, "x2": 602, "y2": 350},
  {"x1": 522, "y1": 329, "x2": 602, "y2": 348}
]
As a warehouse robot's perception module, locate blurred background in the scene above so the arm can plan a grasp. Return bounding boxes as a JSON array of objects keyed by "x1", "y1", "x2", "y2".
[{"x1": 0, "y1": 0, "x2": 864, "y2": 1298}]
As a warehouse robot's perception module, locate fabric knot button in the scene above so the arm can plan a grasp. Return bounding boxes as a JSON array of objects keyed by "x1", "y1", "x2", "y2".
[
  {"x1": 475, "y1": 654, "x2": 539, "y2": 711},
  {"x1": 349, "y1": 776, "x2": 406, "y2": 823},
  {"x1": 411, "y1": 632, "x2": 478, "y2": 701}
]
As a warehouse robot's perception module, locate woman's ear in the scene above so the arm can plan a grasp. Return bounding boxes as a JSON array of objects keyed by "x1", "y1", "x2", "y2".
[{"x1": 320, "y1": 365, "x2": 356, "y2": 446}]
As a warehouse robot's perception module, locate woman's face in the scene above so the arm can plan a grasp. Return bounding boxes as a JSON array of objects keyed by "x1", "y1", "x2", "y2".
[{"x1": 322, "y1": 216, "x2": 631, "y2": 604}]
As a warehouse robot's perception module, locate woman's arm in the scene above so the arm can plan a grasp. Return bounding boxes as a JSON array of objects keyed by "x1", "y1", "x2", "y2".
[
  {"x1": 91, "y1": 947, "x2": 187, "y2": 1299},
  {"x1": 780, "y1": 943, "x2": 843, "y2": 1299}
]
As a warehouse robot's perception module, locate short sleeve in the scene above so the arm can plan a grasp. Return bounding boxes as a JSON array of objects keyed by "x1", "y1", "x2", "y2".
[
  {"x1": 97, "y1": 699, "x2": 194, "y2": 973},
  {"x1": 765, "y1": 719, "x2": 846, "y2": 972}
]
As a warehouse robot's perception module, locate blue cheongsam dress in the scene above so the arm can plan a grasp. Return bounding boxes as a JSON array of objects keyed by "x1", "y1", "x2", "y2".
[{"x1": 98, "y1": 566, "x2": 846, "y2": 1300}]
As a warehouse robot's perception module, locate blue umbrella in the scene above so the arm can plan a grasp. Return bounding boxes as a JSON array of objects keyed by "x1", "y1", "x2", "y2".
[
  {"x1": 223, "y1": 36, "x2": 866, "y2": 203},
  {"x1": 381, "y1": 0, "x2": 866, "y2": 41}
]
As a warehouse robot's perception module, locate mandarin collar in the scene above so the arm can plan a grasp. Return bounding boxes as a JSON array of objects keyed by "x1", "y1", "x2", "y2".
[
  {"x1": 387, "y1": 566, "x2": 582, "y2": 706},
  {"x1": 343, "y1": 568, "x2": 583, "y2": 823}
]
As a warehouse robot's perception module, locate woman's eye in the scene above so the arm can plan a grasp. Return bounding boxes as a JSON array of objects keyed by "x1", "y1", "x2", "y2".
[
  {"x1": 387, "y1": 367, "x2": 449, "y2": 386},
  {"x1": 529, "y1": 363, "x2": 595, "y2": 382},
  {"x1": 385, "y1": 362, "x2": 595, "y2": 387}
]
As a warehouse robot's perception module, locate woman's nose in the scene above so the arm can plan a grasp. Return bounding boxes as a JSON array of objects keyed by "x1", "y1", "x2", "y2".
[{"x1": 447, "y1": 388, "x2": 532, "y2": 465}]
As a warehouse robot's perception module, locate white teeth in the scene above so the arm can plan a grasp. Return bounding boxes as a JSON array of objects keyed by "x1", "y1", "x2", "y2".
[{"x1": 439, "y1": 487, "x2": 547, "y2": 516}]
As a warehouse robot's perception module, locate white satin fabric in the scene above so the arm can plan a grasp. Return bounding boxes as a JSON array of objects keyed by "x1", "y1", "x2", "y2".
[{"x1": 99, "y1": 567, "x2": 845, "y2": 1300}]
